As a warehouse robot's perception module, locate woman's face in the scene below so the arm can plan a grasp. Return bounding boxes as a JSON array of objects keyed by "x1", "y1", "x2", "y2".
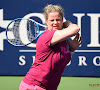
[{"x1": 46, "y1": 12, "x2": 63, "y2": 30}]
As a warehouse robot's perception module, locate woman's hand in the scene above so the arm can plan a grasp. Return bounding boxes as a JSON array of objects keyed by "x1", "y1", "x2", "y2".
[{"x1": 67, "y1": 33, "x2": 83, "y2": 52}]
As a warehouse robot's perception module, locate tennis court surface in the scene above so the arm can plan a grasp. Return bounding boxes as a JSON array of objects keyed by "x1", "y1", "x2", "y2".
[{"x1": 0, "y1": 76, "x2": 100, "y2": 90}]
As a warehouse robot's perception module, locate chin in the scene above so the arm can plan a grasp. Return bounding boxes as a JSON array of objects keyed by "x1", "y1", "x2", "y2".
[{"x1": 53, "y1": 27, "x2": 60, "y2": 30}]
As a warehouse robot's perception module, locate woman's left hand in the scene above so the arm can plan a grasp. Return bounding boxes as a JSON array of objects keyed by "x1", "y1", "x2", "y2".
[{"x1": 67, "y1": 33, "x2": 83, "y2": 52}]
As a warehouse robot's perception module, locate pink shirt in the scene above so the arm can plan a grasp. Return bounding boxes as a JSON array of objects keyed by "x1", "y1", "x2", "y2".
[{"x1": 23, "y1": 29, "x2": 71, "y2": 90}]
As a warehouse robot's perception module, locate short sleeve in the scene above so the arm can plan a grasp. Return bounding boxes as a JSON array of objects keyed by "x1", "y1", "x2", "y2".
[{"x1": 39, "y1": 30, "x2": 56, "y2": 47}]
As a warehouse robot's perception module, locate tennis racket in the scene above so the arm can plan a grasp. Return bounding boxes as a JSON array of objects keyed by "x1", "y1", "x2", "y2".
[{"x1": 6, "y1": 18, "x2": 47, "y2": 46}]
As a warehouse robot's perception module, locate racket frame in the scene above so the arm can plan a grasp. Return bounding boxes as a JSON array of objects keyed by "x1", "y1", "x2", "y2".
[{"x1": 6, "y1": 18, "x2": 46, "y2": 46}]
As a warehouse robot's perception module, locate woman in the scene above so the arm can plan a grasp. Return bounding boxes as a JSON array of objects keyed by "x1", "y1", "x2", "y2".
[{"x1": 19, "y1": 4, "x2": 82, "y2": 90}]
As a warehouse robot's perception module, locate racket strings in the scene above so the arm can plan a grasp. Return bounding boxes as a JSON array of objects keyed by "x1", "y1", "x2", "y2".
[
  {"x1": 27, "y1": 20, "x2": 39, "y2": 42},
  {"x1": 13, "y1": 20, "x2": 23, "y2": 45},
  {"x1": 7, "y1": 20, "x2": 23, "y2": 45},
  {"x1": 6, "y1": 18, "x2": 40, "y2": 46}
]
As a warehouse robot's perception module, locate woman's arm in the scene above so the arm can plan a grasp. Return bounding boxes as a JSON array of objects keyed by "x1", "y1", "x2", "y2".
[
  {"x1": 50, "y1": 21, "x2": 80, "y2": 46},
  {"x1": 67, "y1": 33, "x2": 83, "y2": 52}
]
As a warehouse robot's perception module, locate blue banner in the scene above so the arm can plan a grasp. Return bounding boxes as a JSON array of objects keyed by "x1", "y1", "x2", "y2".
[{"x1": 0, "y1": 0, "x2": 100, "y2": 76}]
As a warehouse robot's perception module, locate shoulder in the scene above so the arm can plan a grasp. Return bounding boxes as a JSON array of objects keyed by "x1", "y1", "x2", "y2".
[
  {"x1": 37, "y1": 29, "x2": 56, "y2": 47},
  {"x1": 38, "y1": 29, "x2": 56, "y2": 41}
]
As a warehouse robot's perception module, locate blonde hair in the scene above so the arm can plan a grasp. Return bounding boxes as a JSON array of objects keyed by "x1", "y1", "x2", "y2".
[{"x1": 44, "y1": 4, "x2": 64, "y2": 20}]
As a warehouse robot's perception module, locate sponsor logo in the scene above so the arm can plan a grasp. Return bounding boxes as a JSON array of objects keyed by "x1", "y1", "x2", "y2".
[{"x1": 0, "y1": 9, "x2": 100, "y2": 66}]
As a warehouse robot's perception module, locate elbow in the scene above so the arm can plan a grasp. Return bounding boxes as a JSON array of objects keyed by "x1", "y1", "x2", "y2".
[
  {"x1": 69, "y1": 24, "x2": 80, "y2": 33},
  {"x1": 73, "y1": 25, "x2": 80, "y2": 33},
  {"x1": 77, "y1": 26, "x2": 80, "y2": 32}
]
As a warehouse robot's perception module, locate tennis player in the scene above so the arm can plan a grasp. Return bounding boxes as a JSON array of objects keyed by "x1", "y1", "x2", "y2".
[{"x1": 19, "y1": 4, "x2": 82, "y2": 90}]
